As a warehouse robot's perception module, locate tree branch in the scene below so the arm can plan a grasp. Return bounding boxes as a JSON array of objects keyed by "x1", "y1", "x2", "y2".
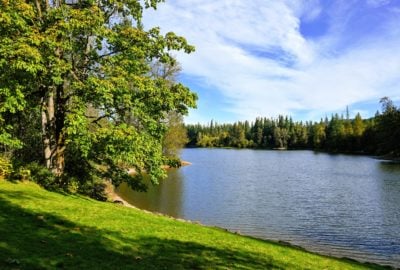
[
  {"x1": 35, "y1": 0, "x2": 43, "y2": 20},
  {"x1": 98, "y1": 50, "x2": 122, "y2": 58}
]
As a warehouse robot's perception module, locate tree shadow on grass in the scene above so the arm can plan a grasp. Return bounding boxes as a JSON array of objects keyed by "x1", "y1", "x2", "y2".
[
  {"x1": 0, "y1": 188, "x2": 387, "y2": 270},
  {"x1": 0, "y1": 189, "x2": 291, "y2": 270}
]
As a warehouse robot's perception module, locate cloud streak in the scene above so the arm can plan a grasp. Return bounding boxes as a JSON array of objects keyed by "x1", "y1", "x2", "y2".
[{"x1": 144, "y1": 0, "x2": 400, "y2": 123}]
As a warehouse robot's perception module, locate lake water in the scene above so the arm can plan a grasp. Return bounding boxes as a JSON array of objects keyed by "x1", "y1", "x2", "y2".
[{"x1": 117, "y1": 148, "x2": 400, "y2": 267}]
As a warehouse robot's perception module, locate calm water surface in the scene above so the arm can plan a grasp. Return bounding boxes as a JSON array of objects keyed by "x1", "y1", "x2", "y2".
[{"x1": 117, "y1": 149, "x2": 400, "y2": 267}]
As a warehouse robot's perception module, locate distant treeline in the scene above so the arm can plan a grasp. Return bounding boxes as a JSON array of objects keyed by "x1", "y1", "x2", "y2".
[{"x1": 186, "y1": 98, "x2": 400, "y2": 157}]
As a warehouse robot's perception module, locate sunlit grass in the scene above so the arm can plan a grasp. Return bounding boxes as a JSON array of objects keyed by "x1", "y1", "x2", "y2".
[{"x1": 0, "y1": 180, "x2": 390, "y2": 269}]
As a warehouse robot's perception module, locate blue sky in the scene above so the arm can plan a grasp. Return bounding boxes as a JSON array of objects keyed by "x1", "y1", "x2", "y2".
[{"x1": 143, "y1": 0, "x2": 400, "y2": 124}]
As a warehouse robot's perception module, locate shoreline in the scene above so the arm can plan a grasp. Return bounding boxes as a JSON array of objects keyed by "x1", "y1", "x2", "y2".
[
  {"x1": 105, "y1": 181, "x2": 136, "y2": 208},
  {"x1": 104, "y1": 160, "x2": 397, "y2": 269},
  {"x1": 2, "y1": 180, "x2": 391, "y2": 269},
  {"x1": 107, "y1": 184, "x2": 396, "y2": 269},
  {"x1": 186, "y1": 146, "x2": 400, "y2": 161},
  {"x1": 106, "y1": 181, "x2": 196, "y2": 224}
]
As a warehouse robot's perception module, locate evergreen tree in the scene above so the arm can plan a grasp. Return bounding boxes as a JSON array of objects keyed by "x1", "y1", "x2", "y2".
[
  {"x1": 185, "y1": 98, "x2": 399, "y2": 158},
  {"x1": 376, "y1": 97, "x2": 400, "y2": 157},
  {"x1": 351, "y1": 113, "x2": 364, "y2": 151},
  {"x1": 312, "y1": 121, "x2": 326, "y2": 149}
]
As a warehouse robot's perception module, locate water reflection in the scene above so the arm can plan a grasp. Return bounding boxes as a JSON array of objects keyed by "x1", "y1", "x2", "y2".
[
  {"x1": 379, "y1": 161, "x2": 400, "y2": 174},
  {"x1": 117, "y1": 169, "x2": 183, "y2": 217}
]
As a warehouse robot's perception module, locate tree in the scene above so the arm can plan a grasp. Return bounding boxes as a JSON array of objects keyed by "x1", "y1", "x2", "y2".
[
  {"x1": 326, "y1": 114, "x2": 345, "y2": 151},
  {"x1": 353, "y1": 113, "x2": 365, "y2": 137},
  {"x1": 252, "y1": 118, "x2": 263, "y2": 147},
  {"x1": 376, "y1": 97, "x2": 400, "y2": 157},
  {"x1": 162, "y1": 111, "x2": 188, "y2": 158},
  {"x1": 150, "y1": 59, "x2": 190, "y2": 160},
  {"x1": 273, "y1": 127, "x2": 289, "y2": 149},
  {"x1": 0, "y1": 0, "x2": 197, "y2": 189},
  {"x1": 311, "y1": 121, "x2": 326, "y2": 149},
  {"x1": 185, "y1": 104, "x2": 396, "y2": 156},
  {"x1": 290, "y1": 123, "x2": 308, "y2": 149},
  {"x1": 352, "y1": 113, "x2": 365, "y2": 151},
  {"x1": 229, "y1": 123, "x2": 248, "y2": 148}
]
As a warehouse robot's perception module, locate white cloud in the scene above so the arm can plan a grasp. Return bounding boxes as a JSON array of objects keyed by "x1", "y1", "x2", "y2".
[
  {"x1": 286, "y1": 0, "x2": 322, "y2": 22},
  {"x1": 143, "y1": 0, "x2": 400, "y2": 123}
]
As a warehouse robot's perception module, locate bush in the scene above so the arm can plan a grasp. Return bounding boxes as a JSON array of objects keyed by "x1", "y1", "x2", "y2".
[
  {"x1": 90, "y1": 182, "x2": 108, "y2": 201},
  {"x1": 9, "y1": 167, "x2": 31, "y2": 181},
  {"x1": 2, "y1": 153, "x2": 109, "y2": 201},
  {"x1": 79, "y1": 180, "x2": 108, "y2": 201},
  {"x1": 24, "y1": 162, "x2": 57, "y2": 190},
  {"x1": 164, "y1": 157, "x2": 182, "y2": 168},
  {"x1": 0, "y1": 156, "x2": 12, "y2": 177}
]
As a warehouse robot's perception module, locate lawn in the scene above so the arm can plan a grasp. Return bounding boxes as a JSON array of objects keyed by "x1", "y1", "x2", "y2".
[{"x1": 0, "y1": 180, "x2": 390, "y2": 269}]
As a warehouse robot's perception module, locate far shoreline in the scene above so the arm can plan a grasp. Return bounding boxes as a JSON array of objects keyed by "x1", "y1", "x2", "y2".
[{"x1": 185, "y1": 146, "x2": 400, "y2": 162}]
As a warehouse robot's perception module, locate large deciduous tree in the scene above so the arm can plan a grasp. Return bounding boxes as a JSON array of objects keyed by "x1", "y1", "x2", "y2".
[{"x1": 0, "y1": 0, "x2": 197, "y2": 190}]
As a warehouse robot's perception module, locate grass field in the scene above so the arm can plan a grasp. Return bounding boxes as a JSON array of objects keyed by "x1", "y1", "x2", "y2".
[{"x1": 0, "y1": 180, "x2": 390, "y2": 269}]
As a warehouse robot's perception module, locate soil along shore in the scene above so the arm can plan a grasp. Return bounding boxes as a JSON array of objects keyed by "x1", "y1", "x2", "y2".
[
  {"x1": 181, "y1": 160, "x2": 192, "y2": 166},
  {"x1": 105, "y1": 181, "x2": 136, "y2": 208},
  {"x1": 0, "y1": 180, "x2": 391, "y2": 269}
]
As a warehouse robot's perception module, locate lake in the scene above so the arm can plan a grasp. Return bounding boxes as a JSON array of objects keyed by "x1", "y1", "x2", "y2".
[{"x1": 117, "y1": 148, "x2": 400, "y2": 267}]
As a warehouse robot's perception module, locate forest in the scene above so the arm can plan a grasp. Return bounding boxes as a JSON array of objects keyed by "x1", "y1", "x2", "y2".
[{"x1": 186, "y1": 97, "x2": 400, "y2": 158}]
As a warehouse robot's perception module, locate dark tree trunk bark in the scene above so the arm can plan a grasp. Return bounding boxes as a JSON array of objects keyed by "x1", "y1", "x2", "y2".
[{"x1": 53, "y1": 84, "x2": 66, "y2": 176}]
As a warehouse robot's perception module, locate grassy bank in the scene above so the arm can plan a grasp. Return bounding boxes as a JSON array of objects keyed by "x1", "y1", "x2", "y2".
[{"x1": 0, "y1": 180, "x2": 389, "y2": 269}]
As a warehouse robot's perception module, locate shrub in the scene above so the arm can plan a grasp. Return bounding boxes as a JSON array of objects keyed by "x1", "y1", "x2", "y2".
[
  {"x1": 24, "y1": 162, "x2": 57, "y2": 190},
  {"x1": 164, "y1": 157, "x2": 182, "y2": 168},
  {"x1": 0, "y1": 156, "x2": 12, "y2": 177},
  {"x1": 79, "y1": 180, "x2": 108, "y2": 201},
  {"x1": 9, "y1": 167, "x2": 31, "y2": 181}
]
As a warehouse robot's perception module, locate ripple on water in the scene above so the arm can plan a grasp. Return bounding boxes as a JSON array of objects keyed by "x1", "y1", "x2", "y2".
[{"x1": 118, "y1": 149, "x2": 400, "y2": 268}]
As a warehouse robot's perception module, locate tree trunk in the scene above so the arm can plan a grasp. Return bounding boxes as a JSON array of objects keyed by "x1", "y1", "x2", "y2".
[
  {"x1": 53, "y1": 84, "x2": 66, "y2": 176},
  {"x1": 41, "y1": 84, "x2": 67, "y2": 177},
  {"x1": 41, "y1": 90, "x2": 54, "y2": 169},
  {"x1": 41, "y1": 27, "x2": 67, "y2": 176},
  {"x1": 35, "y1": 0, "x2": 43, "y2": 19}
]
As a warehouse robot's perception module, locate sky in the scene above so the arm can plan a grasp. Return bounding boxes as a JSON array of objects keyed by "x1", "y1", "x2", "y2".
[{"x1": 143, "y1": 0, "x2": 400, "y2": 124}]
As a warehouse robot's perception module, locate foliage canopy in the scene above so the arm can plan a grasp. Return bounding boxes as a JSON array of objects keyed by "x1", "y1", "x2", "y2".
[{"x1": 0, "y1": 0, "x2": 197, "y2": 192}]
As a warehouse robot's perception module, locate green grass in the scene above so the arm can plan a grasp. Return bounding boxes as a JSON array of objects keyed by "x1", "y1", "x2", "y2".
[{"x1": 0, "y1": 180, "x2": 390, "y2": 270}]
